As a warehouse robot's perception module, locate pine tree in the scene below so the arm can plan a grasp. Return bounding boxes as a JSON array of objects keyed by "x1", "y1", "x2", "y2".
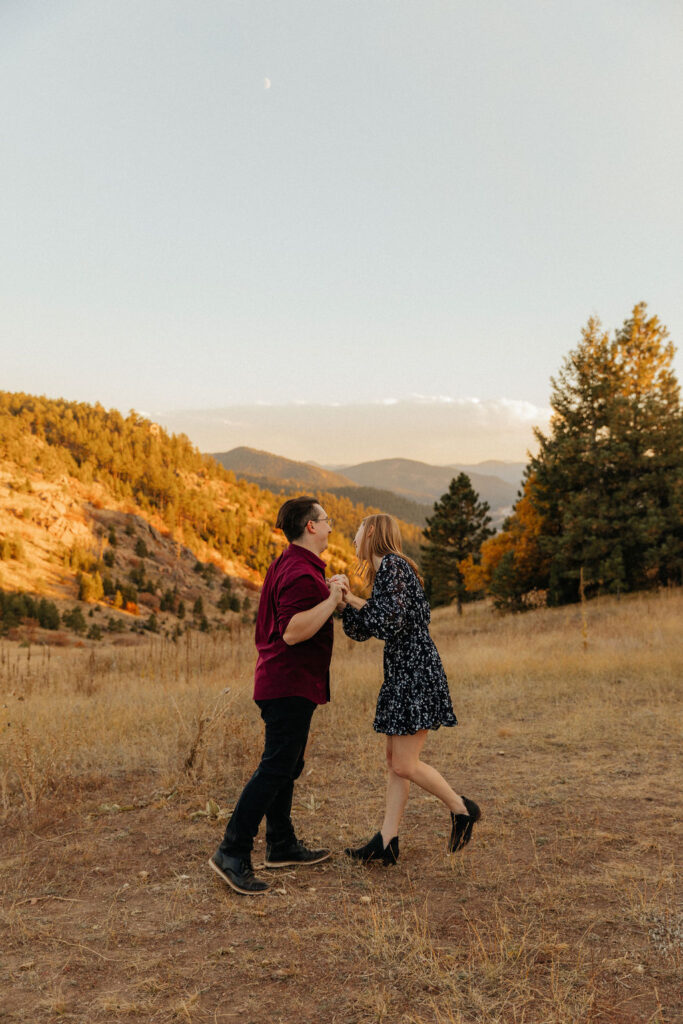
[
  {"x1": 37, "y1": 597, "x2": 60, "y2": 630},
  {"x1": 421, "y1": 473, "x2": 493, "y2": 612},
  {"x1": 530, "y1": 303, "x2": 682, "y2": 603},
  {"x1": 459, "y1": 473, "x2": 550, "y2": 611}
]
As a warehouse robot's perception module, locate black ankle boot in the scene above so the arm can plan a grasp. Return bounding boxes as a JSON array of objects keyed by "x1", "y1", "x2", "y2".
[
  {"x1": 382, "y1": 835, "x2": 399, "y2": 865},
  {"x1": 345, "y1": 831, "x2": 399, "y2": 866},
  {"x1": 461, "y1": 796, "x2": 481, "y2": 846},
  {"x1": 448, "y1": 796, "x2": 481, "y2": 853},
  {"x1": 448, "y1": 812, "x2": 469, "y2": 852}
]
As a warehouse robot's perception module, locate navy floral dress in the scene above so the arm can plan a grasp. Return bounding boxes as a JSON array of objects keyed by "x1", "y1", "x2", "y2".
[{"x1": 342, "y1": 553, "x2": 457, "y2": 735}]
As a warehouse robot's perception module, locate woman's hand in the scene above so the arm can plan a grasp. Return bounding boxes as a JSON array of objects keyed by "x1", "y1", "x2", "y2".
[
  {"x1": 328, "y1": 579, "x2": 346, "y2": 607},
  {"x1": 328, "y1": 573, "x2": 349, "y2": 593},
  {"x1": 328, "y1": 573, "x2": 349, "y2": 605},
  {"x1": 328, "y1": 574, "x2": 367, "y2": 611}
]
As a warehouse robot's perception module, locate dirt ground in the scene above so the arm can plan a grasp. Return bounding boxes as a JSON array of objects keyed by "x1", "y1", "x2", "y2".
[
  {"x1": 1, "y1": 594, "x2": 681, "y2": 1023},
  {"x1": 2, "y1": 756, "x2": 680, "y2": 1022}
]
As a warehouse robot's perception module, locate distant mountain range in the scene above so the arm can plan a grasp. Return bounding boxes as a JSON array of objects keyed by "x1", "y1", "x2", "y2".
[
  {"x1": 337, "y1": 458, "x2": 524, "y2": 507},
  {"x1": 210, "y1": 448, "x2": 526, "y2": 527},
  {"x1": 210, "y1": 447, "x2": 433, "y2": 526},
  {"x1": 321, "y1": 458, "x2": 525, "y2": 487}
]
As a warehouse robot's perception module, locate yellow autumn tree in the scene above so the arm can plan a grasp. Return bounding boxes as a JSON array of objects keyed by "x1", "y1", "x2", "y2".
[{"x1": 459, "y1": 475, "x2": 550, "y2": 610}]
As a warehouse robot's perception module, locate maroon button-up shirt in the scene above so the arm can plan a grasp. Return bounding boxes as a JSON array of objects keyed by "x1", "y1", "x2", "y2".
[{"x1": 253, "y1": 543, "x2": 333, "y2": 705}]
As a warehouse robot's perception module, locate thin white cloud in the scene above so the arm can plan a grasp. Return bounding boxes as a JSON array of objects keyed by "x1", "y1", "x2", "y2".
[{"x1": 157, "y1": 397, "x2": 551, "y2": 464}]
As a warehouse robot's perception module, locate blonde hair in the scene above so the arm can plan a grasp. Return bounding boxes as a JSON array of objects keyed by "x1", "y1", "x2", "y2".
[{"x1": 356, "y1": 514, "x2": 424, "y2": 589}]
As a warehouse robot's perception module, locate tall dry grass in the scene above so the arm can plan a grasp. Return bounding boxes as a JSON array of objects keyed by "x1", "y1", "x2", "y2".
[
  {"x1": 1, "y1": 588, "x2": 680, "y2": 831},
  {"x1": 0, "y1": 588, "x2": 680, "y2": 1023}
]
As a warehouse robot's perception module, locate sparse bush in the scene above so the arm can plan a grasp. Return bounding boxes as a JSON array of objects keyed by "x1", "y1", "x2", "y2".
[
  {"x1": 77, "y1": 571, "x2": 104, "y2": 603},
  {"x1": 62, "y1": 606, "x2": 87, "y2": 634},
  {"x1": 0, "y1": 535, "x2": 26, "y2": 561},
  {"x1": 0, "y1": 589, "x2": 39, "y2": 632},
  {"x1": 3, "y1": 535, "x2": 26, "y2": 561},
  {"x1": 115, "y1": 580, "x2": 137, "y2": 605},
  {"x1": 66, "y1": 543, "x2": 94, "y2": 572},
  {"x1": 37, "y1": 598, "x2": 60, "y2": 630},
  {"x1": 129, "y1": 562, "x2": 146, "y2": 588}
]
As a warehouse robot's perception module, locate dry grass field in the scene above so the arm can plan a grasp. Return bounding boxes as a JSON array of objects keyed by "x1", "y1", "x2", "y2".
[{"x1": 1, "y1": 589, "x2": 681, "y2": 1023}]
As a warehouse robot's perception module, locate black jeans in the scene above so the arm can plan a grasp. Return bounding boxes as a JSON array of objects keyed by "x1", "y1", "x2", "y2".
[{"x1": 218, "y1": 696, "x2": 316, "y2": 859}]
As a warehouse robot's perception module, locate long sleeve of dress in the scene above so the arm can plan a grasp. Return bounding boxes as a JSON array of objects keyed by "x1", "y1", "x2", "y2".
[
  {"x1": 342, "y1": 553, "x2": 456, "y2": 735},
  {"x1": 342, "y1": 556, "x2": 411, "y2": 643}
]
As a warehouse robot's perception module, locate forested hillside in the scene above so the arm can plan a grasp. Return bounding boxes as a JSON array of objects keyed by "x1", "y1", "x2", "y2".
[
  {"x1": 0, "y1": 393, "x2": 422, "y2": 640},
  {"x1": 211, "y1": 446, "x2": 354, "y2": 489}
]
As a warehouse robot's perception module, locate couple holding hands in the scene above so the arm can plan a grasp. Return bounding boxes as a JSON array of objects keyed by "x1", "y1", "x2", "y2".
[{"x1": 209, "y1": 496, "x2": 480, "y2": 895}]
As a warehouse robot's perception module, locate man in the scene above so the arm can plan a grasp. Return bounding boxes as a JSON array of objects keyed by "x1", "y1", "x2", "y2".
[{"x1": 209, "y1": 496, "x2": 345, "y2": 895}]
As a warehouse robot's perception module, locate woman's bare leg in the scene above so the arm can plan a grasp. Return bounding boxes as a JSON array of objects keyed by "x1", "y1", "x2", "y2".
[
  {"x1": 390, "y1": 731, "x2": 468, "y2": 816},
  {"x1": 381, "y1": 737, "x2": 411, "y2": 846}
]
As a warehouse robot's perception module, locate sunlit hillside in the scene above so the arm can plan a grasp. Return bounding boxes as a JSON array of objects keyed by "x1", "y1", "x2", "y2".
[{"x1": 0, "y1": 392, "x2": 422, "y2": 641}]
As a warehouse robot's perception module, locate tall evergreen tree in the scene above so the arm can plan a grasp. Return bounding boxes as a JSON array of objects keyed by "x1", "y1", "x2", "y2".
[
  {"x1": 530, "y1": 303, "x2": 682, "y2": 603},
  {"x1": 422, "y1": 473, "x2": 493, "y2": 612}
]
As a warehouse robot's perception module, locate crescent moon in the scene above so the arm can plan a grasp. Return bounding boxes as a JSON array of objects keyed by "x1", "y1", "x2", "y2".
[{"x1": 264, "y1": 78, "x2": 271, "y2": 90}]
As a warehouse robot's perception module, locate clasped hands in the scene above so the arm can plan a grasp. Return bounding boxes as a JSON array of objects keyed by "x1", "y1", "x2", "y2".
[{"x1": 327, "y1": 573, "x2": 350, "y2": 609}]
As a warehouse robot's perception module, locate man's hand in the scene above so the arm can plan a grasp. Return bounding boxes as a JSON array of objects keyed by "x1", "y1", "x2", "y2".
[
  {"x1": 328, "y1": 573, "x2": 349, "y2": 599},
  {"x1": 328, "y1": 579, "x2": 345, "y2": 607},
  {"x1": 282, "y1": 583, "x2": 345, "y2": 645}
]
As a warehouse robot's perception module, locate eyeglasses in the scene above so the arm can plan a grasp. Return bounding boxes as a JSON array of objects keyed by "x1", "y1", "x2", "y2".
[{"x1": 313, "y1": 516, "x2": 333, "y2": 528}]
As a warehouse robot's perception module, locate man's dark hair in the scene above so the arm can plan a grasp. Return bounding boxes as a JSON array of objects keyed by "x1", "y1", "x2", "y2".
[{"x1": 276, "y1": 496, "x2": 321, "y2": 542}]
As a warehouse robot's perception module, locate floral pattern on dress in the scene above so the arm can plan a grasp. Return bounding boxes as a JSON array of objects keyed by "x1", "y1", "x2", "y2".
[{"x1": 342, "y1": 553, "x2": 457, "y2": 735}]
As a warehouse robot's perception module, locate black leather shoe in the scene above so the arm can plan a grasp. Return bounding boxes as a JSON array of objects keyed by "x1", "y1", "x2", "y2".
[
  {"x1": 449, "y1": 812, "x2": 469, "y2": 853},
  {"x1": 345, "y1": 831, "x2": 399, "y2": 866},
  {"x1": 382, "y1": 835, "x2": 400, "y2": 865},
  {"x1": 264, "y1": 839, "x2": 332, "y2": 868},
  {"x1": 461, "y1": 796, "x2": 481, "y2": 846},
  {"x1": 208, "y1": 850, "x2": 269, "y2": 895},
  {"x1": 448, "y1": 795, "x2": 482, "y2": 853}
]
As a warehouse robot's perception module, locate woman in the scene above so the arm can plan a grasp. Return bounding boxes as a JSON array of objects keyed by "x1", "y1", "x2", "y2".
[{"x1": 338, "y1": 514, "x2": 480, "y2": 865}]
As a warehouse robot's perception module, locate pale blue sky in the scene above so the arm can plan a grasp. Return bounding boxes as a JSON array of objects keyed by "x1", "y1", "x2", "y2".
[{"x1": 1, "y1": 1, "x2": 681, "y2": 460}]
